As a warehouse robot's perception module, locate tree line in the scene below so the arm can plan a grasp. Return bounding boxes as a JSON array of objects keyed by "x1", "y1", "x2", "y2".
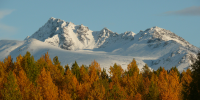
[{"x1": 0, "y1": 51, "x2": 200, "y2": 100}]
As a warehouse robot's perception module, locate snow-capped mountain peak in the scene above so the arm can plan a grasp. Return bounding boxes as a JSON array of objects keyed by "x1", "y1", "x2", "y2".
[
  {"x1": 99, "y1": 27, "x2": 118, "y2": 37},
  {"x1": 134, "y1": 26, "x2": 190, "y2": 46},
  {"x1": 20, "y1": 17, "x2": 200, "y2": 71}
]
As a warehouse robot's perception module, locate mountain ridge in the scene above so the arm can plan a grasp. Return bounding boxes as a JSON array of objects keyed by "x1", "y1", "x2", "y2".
[{"x1": 0, "y1": 17, "x2": 199, "y2": 72}]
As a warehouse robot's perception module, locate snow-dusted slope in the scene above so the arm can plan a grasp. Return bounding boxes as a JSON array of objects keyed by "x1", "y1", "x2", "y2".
[
  {"x1": 1, "y1": 39, "x2": 146, "y2": 74},
  {"x1": 0, "y1": 40, "x2": 24, "y2": 60},
  {"x1": 0, "y1": 17, "x2": 199, "y2": 72}
]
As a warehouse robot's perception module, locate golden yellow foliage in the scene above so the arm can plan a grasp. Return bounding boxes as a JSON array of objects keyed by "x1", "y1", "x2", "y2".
[
  {"x1": 89, "y1": 60, "x2": 101, "y2": 83},
  {"x1": 37, "y1": 68, "x2": 58, "y2": 100}
]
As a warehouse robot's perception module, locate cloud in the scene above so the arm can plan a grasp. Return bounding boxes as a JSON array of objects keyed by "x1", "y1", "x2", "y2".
[
  {"x1": 0, "y1": 9, "x2": 15, "y2": 19},
  {"x1": 0, "y1": 24, "x2": 17, "y2": 33},
  {"x1": 0, "y1": 9, "x2": 17, "y2": 33},
  {"x1": 164, "y1": 6, "x2": 200, "y2": 16}
]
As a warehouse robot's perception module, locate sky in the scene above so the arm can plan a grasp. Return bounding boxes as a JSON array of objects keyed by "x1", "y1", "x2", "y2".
[{"x1": 0, "y1": 0, "x2": 200, "y2": 47}]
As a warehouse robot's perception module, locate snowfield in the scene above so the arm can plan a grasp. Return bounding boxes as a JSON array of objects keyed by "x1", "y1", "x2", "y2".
[{"x1": 0, "y1": 17, "x2": 199, "y2": 72}]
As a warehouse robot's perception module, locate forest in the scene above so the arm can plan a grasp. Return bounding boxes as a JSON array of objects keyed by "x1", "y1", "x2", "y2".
[{"x1": 0, "y1": 51, "x2": 200, "y2": 100}]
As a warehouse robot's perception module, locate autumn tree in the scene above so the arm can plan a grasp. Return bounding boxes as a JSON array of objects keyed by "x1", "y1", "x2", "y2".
[
  {"x1": 126, "y1": 59, "x2": 139, "y2": 77},
  {"x1": 88, "y1": 81, "x2": 106, "y2": 100},
  {"x1": 3, "y1": 55, "x2": 14, "y2": 73},
  {"x1": 108, "y1": 81, "x2": 126, "y2": 100},
  {"x1": 0, "y1": 51, "x2": 196, "y2": 100},
  {"x1": 109, "y1": 63, "x2": 126, "y2": 99},
  {"x1": 88, "y1": 60, "x2": 101, "y2": 83},
  {"x1": 168, "y1": 69, "x2": 182, "y2": 100},
  {"x1": 76, "y1": 65, "x2": 90, "y2": 99},
  {"x1": 63, "y1": 67, "x2": 79, "y2": 99},
  {"x1": 37, "y1": 68, "x2": 58, "y2": 100},
  {"x1": 0, "y1": 60, "x2": 5, "y2": 99},
  {"x1": 181, "y1": 69, "x2": 192, "y2": 100},
  {"x1": 58, "y1": 89, "x2": 72, "y2": 100},
  {"x1": 79, "y1": 65, "x2": 90, "y2": 84},
  {"x1": 157, "y1": 68, "x2": 169, "y2": 100},
  {"x1": 13, "y1": 54, "x2": 23, "y2": 74},
  {"x1": 157, "y1": 67, "x2": 182, "y2": 100},
  {"x1": 16, "y1": 68, "x2": 32, "y2": 99},
  {"x1": 122, "y1": 59, "x2": 141, "y2": 99},
  {"x1": 41, "y1": 52, "x2": 64, "y2": 89}
]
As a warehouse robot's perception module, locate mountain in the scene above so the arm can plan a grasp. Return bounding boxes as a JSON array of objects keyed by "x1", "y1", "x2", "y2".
[
  {"x1": 29, "y1": 17, "x2": 136, "y2": 50},
  {"x1": 0, "y1": 17, "x2": 199, "y2": 72}
]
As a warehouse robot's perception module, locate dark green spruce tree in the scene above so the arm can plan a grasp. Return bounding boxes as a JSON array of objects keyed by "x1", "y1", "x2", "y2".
[
  {"x1": 22, "y1": 51, "x2": 39, "y2": 84},
  {"x1": 188, "y1": 53, "x2": 200, "y2": 99},
  {"x1": 71, "y1": 61, "x2": 80, "y2": 82},
  {"x1": 53, "y1": 56, "x2": 64, "y2": 75}
]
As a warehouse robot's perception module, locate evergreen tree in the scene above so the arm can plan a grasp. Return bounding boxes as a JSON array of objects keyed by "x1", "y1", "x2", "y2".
[
  {"x1": 53, "y1": 56, "x2": 60, "y2": 65},
  {"x1": 22, "y1": 51, "x2": 39, "y2": 84},
  {"x1": 53, "y1": 56, "x2": 64, "y2": 75},
  {"x1": 71, "y1": 61, "x2": 80, "y2": 82},
  {"x1": 88, "y1": 81, "x2": 105, "y2": 100},
  {"x1": 64, "y1": 64, "x2": 70, "y2": 74},
  {"x1": 189, "y1": 53, "x2": 200, "y2": 99},
  {"x1": 148, "y1": 81, "x2": 159, "y2": 100},
  {"x1": 142, "y1": 64, "x2": 151, "y2": 78},
  {"x1": 101, "y1": 68, "x2": 108, "y2": 80},
  {"x1": 169, "y1": 66, "x2": 180, "y2": 77},
  {"x1": 156, "y1": 66, "x2": 163, "y2": 76},
  {"x1": 1, "y1": 71, "x2": 22, "y2": 100}
]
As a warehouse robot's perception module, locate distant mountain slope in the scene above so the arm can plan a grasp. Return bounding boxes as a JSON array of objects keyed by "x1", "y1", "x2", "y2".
[{"x1": 0, "y1": 17, "x2": 199, "y2": 71}]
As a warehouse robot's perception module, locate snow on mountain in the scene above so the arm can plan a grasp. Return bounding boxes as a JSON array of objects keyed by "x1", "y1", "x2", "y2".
[
  {"x1": 29, "y1": 17, "x2": 95, "y2": 50},
  {"x1": 1, "y1": 17, "x2": 199, "y2": 72},
  {"x1": 29, "y1": 17, "x2": 137, "y2": 50},
  {"x1": 0, "y1": 39, "x2": 145, "y2": 74},
  {"x1": 0, "y1": 40, "x2": 24, "y2": 60}
]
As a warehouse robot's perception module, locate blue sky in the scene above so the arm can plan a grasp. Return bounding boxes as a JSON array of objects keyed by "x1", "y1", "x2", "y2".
[{"x1": 0, "y1": 0, "x2": 200, "y2": 47}]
